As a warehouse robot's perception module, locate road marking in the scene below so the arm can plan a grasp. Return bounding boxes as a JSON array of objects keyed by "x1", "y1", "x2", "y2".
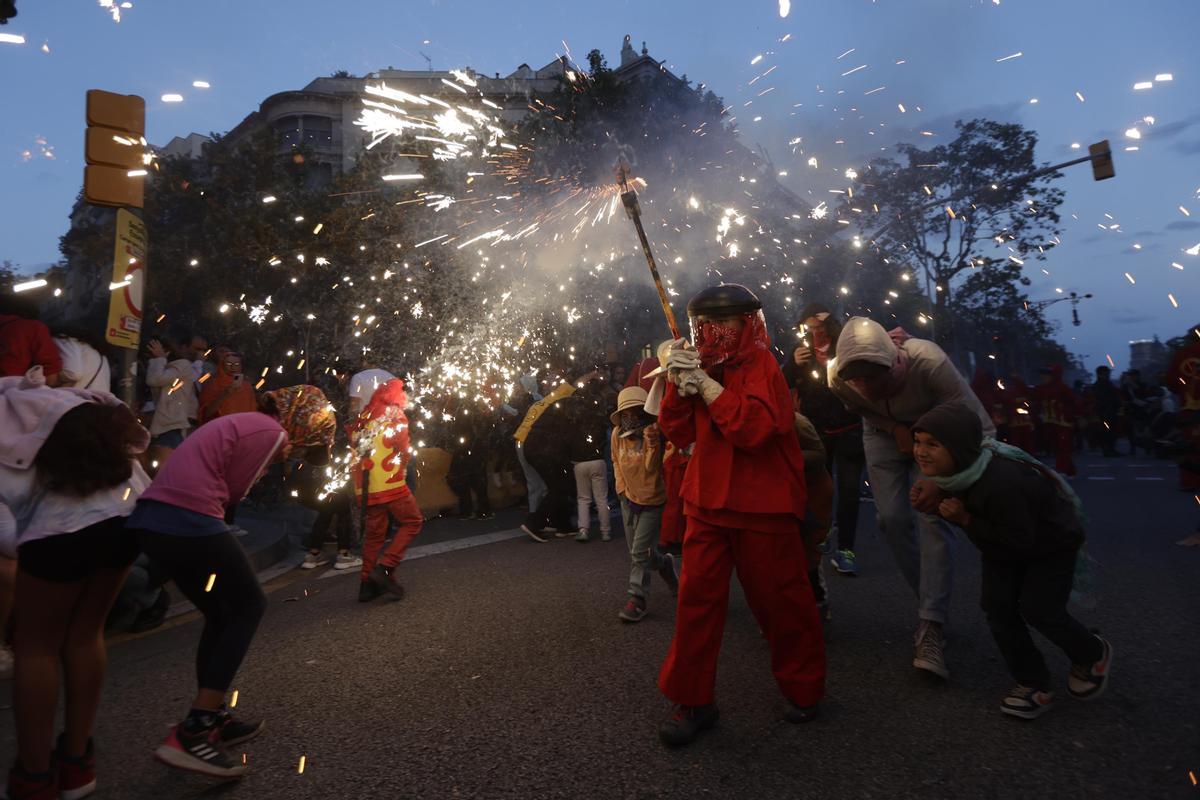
[
  {"x1": 1134, "y1": 476, "x2": 1165, "y2": 481},
  {"x1": 317, "y1": 528, "x2": 528, "y2": 580},
  {"x1": 1087, "y1": 477, "x2": 1116, "y2": 481}
]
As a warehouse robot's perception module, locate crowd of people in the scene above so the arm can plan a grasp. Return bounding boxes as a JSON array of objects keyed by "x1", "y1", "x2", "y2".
[{"x1": 7, "y1": 279, "x2": 1198, "y2": 797}]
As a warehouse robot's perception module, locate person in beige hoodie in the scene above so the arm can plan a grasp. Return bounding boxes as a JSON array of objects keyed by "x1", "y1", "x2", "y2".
[{"x1": 145, "y1": 337, "x2": 198, "y2": 471}]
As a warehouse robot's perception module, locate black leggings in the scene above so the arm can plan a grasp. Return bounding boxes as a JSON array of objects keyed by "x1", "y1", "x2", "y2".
[
  {"x1": 137, "y1": 530, "x2": 267, "y2": 693},
  {"x1": 824, "y1": 427, "x2": 866, "y2": 552},
  {"x1": 524, "y1": 455, "x2": 573, "y2": 533},
  {"x1": 303, "y1": 489, "x2": 354, "y2": 551}
]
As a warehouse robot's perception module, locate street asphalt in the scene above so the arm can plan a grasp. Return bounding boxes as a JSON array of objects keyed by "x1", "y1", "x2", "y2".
[{"x1": 0, "y1": 454, "x2": 1196, "y2": 799}]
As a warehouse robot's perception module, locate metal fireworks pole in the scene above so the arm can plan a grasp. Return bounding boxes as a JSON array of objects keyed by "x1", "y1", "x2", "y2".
[{"x1": 617, "y1": 165, "x2": 682, "y2": 340}]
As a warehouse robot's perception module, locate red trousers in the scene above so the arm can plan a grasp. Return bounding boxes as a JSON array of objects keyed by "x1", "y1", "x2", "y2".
[
  {"x1": 1051, "y1": 425, "x2": 1076, "y2": 476},
  {"x1": 361, "y1": 490, "x2": 423, "y2": 580},
  {"x1": 658, "y1": 519, "x2": 826, "y2": 707}
]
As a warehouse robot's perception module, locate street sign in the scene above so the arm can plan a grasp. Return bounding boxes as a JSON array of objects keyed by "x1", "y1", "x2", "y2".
[
  {"x1": 1089, "y1": 140, "x2": 1115, "y2": 181},
  {"x1": 86, "y1": 90, "x2": 145, "y2": 135},
  {"x1": 85, "y1": 89, "x2": 145, "y2": 208},
  {"x1": 105, "y1": 208, "x2": 147, "y2": 350},
  {"x1": 84, "y1": 164, "x2": 145, "y2": 208},
  {"x1": 85, "y1": 126, "x2": 144, "y2": 169}
]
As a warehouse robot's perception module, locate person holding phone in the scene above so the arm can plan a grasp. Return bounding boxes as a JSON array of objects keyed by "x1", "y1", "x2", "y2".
[{"x1": 197, "y1": 351, "x2": 256, "y2": 425}]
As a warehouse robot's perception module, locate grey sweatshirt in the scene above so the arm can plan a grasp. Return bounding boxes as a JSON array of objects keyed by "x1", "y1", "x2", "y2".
[{"x1": 829, "y1": 317, "x2": 995, "y2": 437}]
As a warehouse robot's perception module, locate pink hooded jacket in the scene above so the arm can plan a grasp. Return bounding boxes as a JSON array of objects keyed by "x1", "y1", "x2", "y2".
[{"x1": 140, "y1": 413, "x2": 285, "y2": 519}]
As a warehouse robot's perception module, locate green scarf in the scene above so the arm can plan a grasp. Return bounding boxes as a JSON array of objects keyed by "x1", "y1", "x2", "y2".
[{"x1": 931, "y1": 438, "x2": 1085, "y2": 527}]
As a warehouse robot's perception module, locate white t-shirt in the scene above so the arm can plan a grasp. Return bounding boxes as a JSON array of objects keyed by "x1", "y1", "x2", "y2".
[
  {"x1": 348, "y1": 369, "x2": 396, "y2": 411},
  {"x1": 55, "y1": 337, "x2": 111, "y2": 393}
]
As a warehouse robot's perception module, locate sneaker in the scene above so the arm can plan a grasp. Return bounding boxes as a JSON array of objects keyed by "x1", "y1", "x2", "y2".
[
  {"x1": 618, "y1": 596, "x2": 647, "y2": 623},
  {"x1": 575, "y1": 529, "x2": 590, "y2": 543},
  {"x1": 831, "y1": 549, "x2": 859, "y2": 577},
  {"x1": 1067, "y1": 636, "x2": 1113, "y2": 700},
  {"x1": 215, "y1": 709, "x2": 265, "y2": 747},
  {"x1": 369, "y1": 564, "x2": 406, "y2": 599},
  {"x1": 657, "y1": 553, "x2": 679, "y2": 596},
  {"x1": 130, "y1": 590, "x2": 170, "y2": 634},
  {"x1": 556, "y1": 528, "x2": 579, "y2": 539},
  {"x1": 521, "y1": 524, "x2": 548, "y2": 543},
  {"x1": 229, "y1": 526, "x2": 250, "y2": 538},
  {"x1": 153, "y1": 725, "x2": 246, "y2": 779},
  {"x1": 300, "y1": 551, "x2": 328, "y2": 570},
  {"x1": 912, "y1": 621, "x2": 949, "y2": 679},
  {"x1": 783, "y1": 701, "x2": 821, "y2": 724},
  {"x1": 333, "y1": 552, "x2": 363, "y2": 571},
  {"x1": 56, "y1": 736, "x2": 95, "y2": 800},
  {"x1": 600, "y1": 532, "x2": 612, "y2": 542},
  {"x1": 818, "y1": 524, "x2": 836, "y2": 555},
  {"x1": 1000, "y1": 685, "x2": 1054, "y2": 720},
  {"x1": 658, "y1": 703, "x2": 719, "y2": 746},
  {"x1": 358, "y1": 580, "x2": 383, "y2": 603},
  {"x1": 0, "y1": 644, "x2": 13, "y2": 680},
  {"x1": 5, "y1": 761, "x2": 57, "y2": 800}
]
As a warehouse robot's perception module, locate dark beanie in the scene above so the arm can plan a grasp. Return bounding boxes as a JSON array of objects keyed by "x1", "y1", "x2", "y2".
[
  {"x1": 913, "y1": 403, "x2": 984, "y2": 472},
  {"x1": 797, "y1": 302, "x2": 831, "y2": 326}
]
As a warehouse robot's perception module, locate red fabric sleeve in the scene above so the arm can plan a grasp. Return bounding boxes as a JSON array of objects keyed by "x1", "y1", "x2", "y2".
[
  {"x1": 31, "y1": 323, "x2": 62, "y2": 376},
  {"x1": 704, "y1": 361, "x2": 792, "y2": 451},
  {"x1": 658, "y1": 382, "x2": 697, "y2": 449}
]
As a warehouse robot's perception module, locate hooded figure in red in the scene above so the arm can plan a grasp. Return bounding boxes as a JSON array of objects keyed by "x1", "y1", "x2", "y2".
[
  {"x1": 1032, "y1": 364, "x2": 1080, "y2": 476},
  {"x1": 654, "y1": 284, "x2": 825, "y2": 746},
  {"x1": 347, "y1": 378, "x2": 423, "y2": 601}
]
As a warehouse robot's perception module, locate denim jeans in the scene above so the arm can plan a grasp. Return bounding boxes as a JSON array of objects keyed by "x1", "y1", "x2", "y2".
[
  {"x1": 862, "y1": 425, "x2": 956, "y2": 624},
  {"x1": 621, "y1": 496, "x2": 665, "y2": 598},
  {"x1": 516, "y1": 443, "x2": 547, "y2": 513}
]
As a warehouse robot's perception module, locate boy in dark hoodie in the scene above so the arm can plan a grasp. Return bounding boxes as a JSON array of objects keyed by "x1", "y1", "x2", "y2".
[{"x1": 910, "y1": 403, "x2": 1112, "y2": 720}]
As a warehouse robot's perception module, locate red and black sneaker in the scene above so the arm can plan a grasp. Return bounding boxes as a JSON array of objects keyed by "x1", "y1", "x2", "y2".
[
  {"x1": 56, "y1": 736, "x2": 96, "y2": 800},
  {"x1": 153, "y1": 725, "x2": 246, "y2": 779},
  {"x1": 5, "y1": 760, "x2": 57, "y2": 800},
  {"x1": 215, "y1": 708, "x2": 265, "y2": 747}
]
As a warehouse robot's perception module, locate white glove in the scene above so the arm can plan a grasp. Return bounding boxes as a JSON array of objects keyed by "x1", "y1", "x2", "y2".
[
  {"x1": 675, "y1": 368, "x2": 723, "y2": 405},
  {"x1": 665, "y1": 345, "x2": 701, "y2": 373}
]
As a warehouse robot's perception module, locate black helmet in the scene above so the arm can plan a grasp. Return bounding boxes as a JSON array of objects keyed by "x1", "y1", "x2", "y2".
[{"x1": 687, "y1": 284, "x2": 762, "y2": 318}]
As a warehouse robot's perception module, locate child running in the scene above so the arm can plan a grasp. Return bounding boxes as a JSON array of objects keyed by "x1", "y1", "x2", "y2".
[
  {"x1": 610, "y1": 386, "x2": 678, "y2": 622},
  {"x1": 910, "y1": 403, "x2": 1112, "y2": 719}
]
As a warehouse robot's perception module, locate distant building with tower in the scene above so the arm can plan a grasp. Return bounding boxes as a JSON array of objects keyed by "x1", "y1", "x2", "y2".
[{"x1": 1129, "y1": 337, "x2": 1169, "y2": 376}]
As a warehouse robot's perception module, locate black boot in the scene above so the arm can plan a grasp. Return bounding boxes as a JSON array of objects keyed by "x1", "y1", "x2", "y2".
[
  {"x1": 784, "y1": 701, "x2": 821, "y2": 724},
  {"x1": 358, "y1": 580, "x2": 383, "y2": 603},
  {"x1": 369, "y1": 564, "x2": 406, "y2": 599},
  {"x1": 659, "y1": 703, "x2": 719, "y2": 746}
]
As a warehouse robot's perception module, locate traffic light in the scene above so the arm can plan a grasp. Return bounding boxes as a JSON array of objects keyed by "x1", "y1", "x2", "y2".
[
  {"x1": 1089, "y1": 140, "x2": 1114, "y2": 181},
  {"x1": 84, "y1": 90, "x2": 146, "y2": 208}
]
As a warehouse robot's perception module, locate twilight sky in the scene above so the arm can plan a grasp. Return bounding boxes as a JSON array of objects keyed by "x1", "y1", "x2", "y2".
[{"x1": 1, "y1": 0, "x2": 1197, "y2": 370}]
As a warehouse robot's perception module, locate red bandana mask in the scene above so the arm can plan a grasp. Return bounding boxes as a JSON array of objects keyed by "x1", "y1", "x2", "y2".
[{"x1": 692, "y1": 311, "x2": 772, "y2": 373}]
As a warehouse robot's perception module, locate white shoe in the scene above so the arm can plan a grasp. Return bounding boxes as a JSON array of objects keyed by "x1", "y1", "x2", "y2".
[
  {"x1": 600, "y1": 531, "x2": 612, "y2": 542},
  {"x1": 575, "y1": 529, "x2": 590, "y2": 543},
  {"x1": 334, "y1": 553, "x2": 363, "y2": 570},
  {"x1": 300, "y1": 552, "x2": 328, "y2": 570}
]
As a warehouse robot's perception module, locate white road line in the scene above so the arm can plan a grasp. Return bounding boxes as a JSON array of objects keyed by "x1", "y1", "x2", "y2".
[
  {"x1": 1088, "y1": 477, "x2": 1116, "y2": 481},
  {"x1": 317, "y1": 528, "x2": 528, "y2": 580},
  {"x1": 1134, "y1": 476, "x2": 1165, "y2": 481}
]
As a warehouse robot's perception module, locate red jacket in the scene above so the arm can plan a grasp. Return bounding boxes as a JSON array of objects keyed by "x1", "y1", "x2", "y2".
[
  {"x1": 0, "y1": 315, "x2": 62, "y2": 378},
  {"x1": 658, "y1": 348, "x2": 807, "y2": 533},
  {"x1": 1032, "y1": 365, "x2": 1079, "y2": 427}
]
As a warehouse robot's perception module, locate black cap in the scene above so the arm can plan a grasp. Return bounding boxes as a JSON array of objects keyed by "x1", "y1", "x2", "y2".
[
  {"x1": 687, "y1": 284, "x2": 763, "y2": 318},
  {"x1": 913, "y1": 403, "x2": 984, "y2": 473}
]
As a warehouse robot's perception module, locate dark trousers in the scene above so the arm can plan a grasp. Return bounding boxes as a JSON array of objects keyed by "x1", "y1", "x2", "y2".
[
  {"x1": 1099, "y1": 416, "x2": 1119, "y2": 455},
  {"x1": 980, "y1": 549, "x2": 1102, "y2": 690},
  {"x1": 303, "y1": 489, "x2": 354, "y2": 551},
  {"x1": 524, "y1": 455, "x2": 573, "y2": 533},
  {"x1": 138, "y1": 530, "x2": 267, "y2": 692},
  {"x1": 824, "y1": 427, "x2": 865, "y2": 552},
  {"x1": 449, "y1": 451, "x2": 491, "y2": 516}
]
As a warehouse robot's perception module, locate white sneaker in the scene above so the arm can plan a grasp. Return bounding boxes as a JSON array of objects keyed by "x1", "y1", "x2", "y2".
[
  {"x1": 913, "y1": 621, "x2": 949, "y2": 679},
  {"x1": 300, "y1": 552, "x2": 328, "y2": 570},
  {"x1": 334, "y1": 553, "x2": 363, "y2": 570},
  {"x1": 0, "y1": 644, "x2": 12, "y2": 680},
  {"x1": 1001, "y1": 685, "x2": 1054, "y2": 719},
  {"x1": 600, "y1": 531, "x2": 612, "y2": 542},
  {"x1": 575, "y1": 529, "x2": 590, "y2": 543}
]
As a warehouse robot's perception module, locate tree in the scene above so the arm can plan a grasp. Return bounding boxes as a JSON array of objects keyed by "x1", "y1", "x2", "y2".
[{"x1": 847, "y1": 119, "x2": 1065, "y2": 364}]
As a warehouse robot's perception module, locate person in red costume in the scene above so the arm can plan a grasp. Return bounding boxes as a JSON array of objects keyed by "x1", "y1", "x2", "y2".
[
  {"x1": 347, "y1": 378, "x2": 423, "y2": 603},
  {"x1": 1003, "y1": 375, "x2": 1037, "y2": 455},
  {"x1": 655, "y1": 283, "x2": 826, "y2": 746},
  {"x1": 1032, "y1": 365, "x2": 1080, "y2": 477}
]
